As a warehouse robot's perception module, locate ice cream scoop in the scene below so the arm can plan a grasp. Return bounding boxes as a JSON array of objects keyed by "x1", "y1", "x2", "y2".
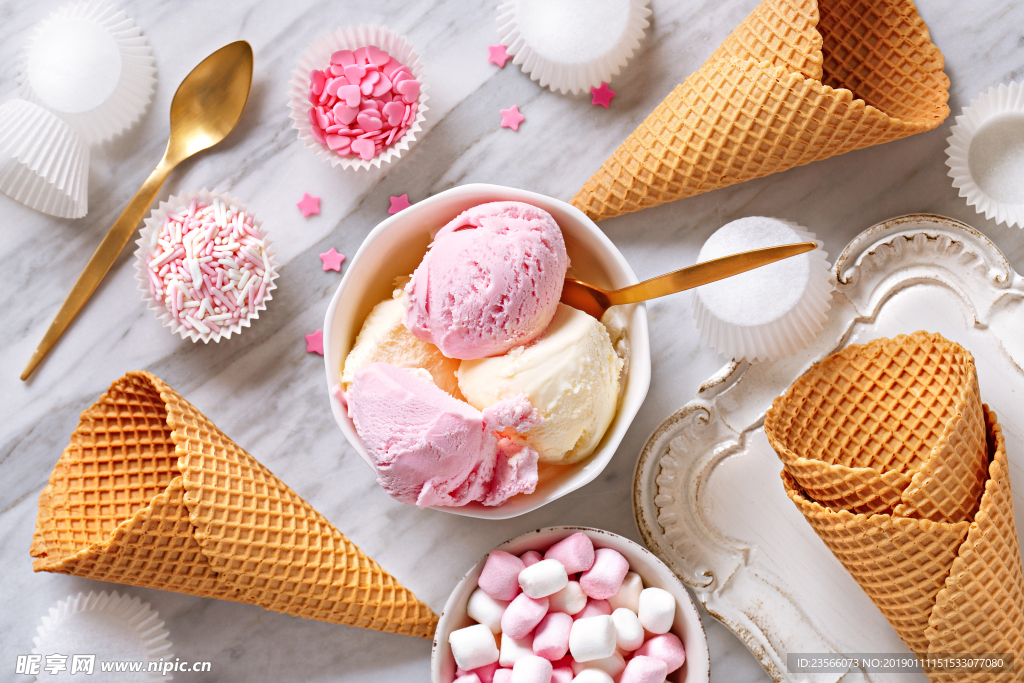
[
  {"x1": 458, "y1": 304, "x2": 623, "y2": 464},
  {"x1": 403, "y1": 201, "x2": 569, "y2": 360},
  {"x1": 347, "y1": 362, "x2": 542, "y2": 507}
]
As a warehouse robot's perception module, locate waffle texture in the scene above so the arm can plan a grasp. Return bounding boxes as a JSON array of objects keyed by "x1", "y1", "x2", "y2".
[
  {"x1": 31, "y1": 371, "x2": 438, "y2": 639},
  {"x1": 570, "y1": 0, "x2": 950, "y2": 221}
]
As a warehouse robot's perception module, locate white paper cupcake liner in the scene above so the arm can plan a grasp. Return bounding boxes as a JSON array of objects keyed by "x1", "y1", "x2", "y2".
[
  {"x1": 0, "y1": 99, "x2": 89, "y2": 218},
  {"x1": 133, "y1": 188, "x2": 279, "y2": 344},
  {"x1": 497, "y1": 0, "x2": 651, "y2": 95},
  {"x1": 18, "y1": 0, "x2": 156, "y2": 145},
  {"x1": 691, "y1": 219, "x2": 833, "y2": 363},
  {"x1": 287, "y1": 24, "x2": 429, "y2": 170},
  {"x1": 32, "y1": 591, "x2": 173, "y2": 681},
  {"x1": 946, "y1": 81, "x2": 1024, "y2": 228}
]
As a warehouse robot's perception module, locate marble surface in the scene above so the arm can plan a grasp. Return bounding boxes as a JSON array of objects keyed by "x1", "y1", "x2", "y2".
[{"x1": 2, "y1": 0, "x2": 1024, "y2": 681}]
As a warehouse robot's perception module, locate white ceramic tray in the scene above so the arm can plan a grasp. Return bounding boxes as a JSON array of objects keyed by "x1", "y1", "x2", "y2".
[{"x1": 633, "y1": 215, "x2": 1024, "y2": 683}]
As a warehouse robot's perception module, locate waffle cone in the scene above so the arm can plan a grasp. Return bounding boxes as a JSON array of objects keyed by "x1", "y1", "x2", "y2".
[
  {"x1": 570, "y1": 0, "x2": 950, "y2": 221},
  {"x1": 765, "y1": 332, "x2": 988, "y2": 523},
  {"x1": 30, "y1": 371, "x2": 438, "y2": 639}
]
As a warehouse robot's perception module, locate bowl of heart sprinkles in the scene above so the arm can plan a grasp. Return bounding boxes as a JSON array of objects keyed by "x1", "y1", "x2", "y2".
[
  {"x1": 133, "y1": 187, "x2": 279, "y2": 343},
  {"x1": 288, "y1": 24, "x2": 429, "y2": 170}
]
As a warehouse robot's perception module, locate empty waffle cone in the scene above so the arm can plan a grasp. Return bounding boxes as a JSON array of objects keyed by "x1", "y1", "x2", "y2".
[
  {"x1": 782, "y1": 407, "x2": 1024, "y2": 673},
  {"x1": 764, "y1": 332, "x2": 988, "y2": 523},
  {"x1": 570, "y1": 0, "x2": 950, "y2": 221},
  {"x1": 30, "y1": 371, "x2": 438, "y2": 639}
]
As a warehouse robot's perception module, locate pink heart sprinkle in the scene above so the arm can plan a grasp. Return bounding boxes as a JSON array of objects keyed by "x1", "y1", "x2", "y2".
[
  {"x1": 396, "y1": 79, "x2": 420, "y2": 103},
  {"x1": 357, "y1": 112, "x2": 383, "y2": 131},
  {"x1": 372, "y1": 73, "x2": 392, "y2": 98},
  {"x1": 330, "y1": 63, "x2": 346, "y2": 78},
  {"x1": 381, "y1": 58, "x2": 401, "y2": 78},
  {"x1": 353, "y1": 47, "x2": 370, "y2": 65},
  {"x1": 331, "y1": 49, "x2": 355, "y2": 67},
  {"x1": 360, "y1": 99, "x2": 379, "y2": 110},
  {"x1": 325, "y1": 77, "x2": 345, "y2": 97},
  {"x1": 310, "y1": 70, "x2": 326, "y2": 96},
  {"x1": 333, "y1": 102, "x2": 359, "y2": 125},
  {"x1": 326, "y1": 134, "x2": 352, "y2": 152},
  {"x1": 351, "y1": 138, "x2": 375, "y2": 160},
  {"x1": 362, "y1": 70, "x2": 380, "y2": 87},
  {"x1": 382, "y1": 101, "x2": 405, "y2": 126},
  {"x1": 309, "y1": 123, "x2": 326, "y2": 145},
  {"x1": 344, "y1": 64, "x2": 366, "y2": 83},
  {"x1": 391, "y1": 68, "x2": 414, "y2": 84},
  {"x1": 307, "y1": 108, "x2": 318, "y2": 126},
  {"x1": 337, "y1": 84, "x2": 361, "y2": 108},
  {"x1": 315, "y1": 107, "x2": 331, "y2": 130},
  {"x1": 366, "y1": 45, "x2": 391, "y2": 67},
  {"x1": 379, "y1": 91, "x2": 393, "y2": 104},
  {"x1": 307, "y1": 90, "x2": 318, "y2": 106}
]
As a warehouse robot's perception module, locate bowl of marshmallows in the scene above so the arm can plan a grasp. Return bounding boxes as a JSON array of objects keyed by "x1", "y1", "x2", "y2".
[{"x1": 432, "y1": 527, "x2": 710, "y2": 683}]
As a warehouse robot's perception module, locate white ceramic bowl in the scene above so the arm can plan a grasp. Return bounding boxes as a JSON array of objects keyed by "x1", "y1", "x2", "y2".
[
  {"x1": 323, "y1": 183, "x2": 651, "y2": 519},
  {"x1": 430, "y1": 527, "x2": 711, "y2": 683}
]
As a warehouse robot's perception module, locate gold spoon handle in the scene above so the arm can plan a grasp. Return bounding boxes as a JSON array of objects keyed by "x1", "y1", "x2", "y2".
[
  {"x1": 607, "y1": 241, "x2": 818, "y2": 306},
  {"x1": 21, "y1": 158, "x2": 174, "y2": 380}
]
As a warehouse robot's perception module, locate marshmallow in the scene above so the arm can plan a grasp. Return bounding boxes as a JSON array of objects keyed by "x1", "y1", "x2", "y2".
[
  {"x1": 450, "y1": 624, "x2": 501, "y2": 670},
  {"x1": 607, "y1": 572, "x2": 643, "y2": 613},
  {"x1": 458, "y1": 663, "x2": 500, "y2": 683},
  {"x1": 619, "y1": 655, "x2": 669, "y2": 683},
  {"x1": 520, "y1": 559, "x2": 569, "y2": 599},
  {"x1": 568, "y1": 615, "x2": 617, "y2": 662},
  {"x1": 545, "y1": 532, "x2": 596, "y2": 573},
  {"x1": 570, "y1": 670, "x2": 613, "y2": 683},
  {"x1": 635, "y1": 633, "x2": 686, "y2": 673},
  {"x1": 572, "y1": 652, "x2": 625, "y2": 678},
  {"x1": 500, "y1": 633, "x2": 535, "y2": 668},
  {"x1": 611, "y1": 607, "x2": 645, "y2": 651},
  {"x1": 502, "y1": 593, "x2": 550, "y2": 639},
  {"x1": 494, "y1": 669, "x2": 513, "y2": 683},
  {"x1": 469, "y1": 588, "x2": 510, "y2": 634},
  {"x1": 456, "y1": 675, "x2": 483, "y2": 683},
  {"x1": 549, "y1": 581, "x2": 587, "y2": 615},
  {"x1": 552, "y1": 666, "x2": 574, "y2": 683},
  {"x1": 512, "y1": 655, "x2": 553, "y2": 683},
  {"x1": 480, "y1": 551, "x2": 526, "y2": 601},
  {"x1": 637, "y1": 588, "x2": 676, "y2": 635},
  {"x1": 574, "y1": 598, "x2": 611, "y2": 620},
  {"x1": 533, "y1": 611, "x2": 572, "y2": 661},
  {"x1": 579, "y1": 548, "x2": 630, "y2": 600},
  {"x1": 520, "y1": 550, "x2": 544, "y2": 567}
]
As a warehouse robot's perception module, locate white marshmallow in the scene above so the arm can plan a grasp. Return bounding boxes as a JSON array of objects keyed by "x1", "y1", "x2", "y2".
[
  {"x1": 468, "y1": 588, "x2": 509, "y2": 634},
  {"x1": 637, "y1": 587, "x2": 676, "y2": 635},
  {"x1": 607, "y1": 572, "x2": 643, "y2": 613},
  {"x1": 519, "y1": 559, "x2": 569, "y2": 599},
  {"x1": 571, "y1": 652, "x2": 625, "y2": 678},
  {"x1": 449, "y1": 623, "x2": 500, "y2": 670},
  {"x1": 569, "y1": 615, "x2": 617, "y2": 662},
  {"x1": 500, "y1": 632, "x2": 535, "y2": 668},
  {"x1": 549, "y1": 580, "x2": 588, "y2": 615},
  {"x1": 611, "y1": 607, "x2": 645, "y2": 651},
  {"x1": 570, "y1": 669, "x2": 614, "y2": 683},
  {"x1": 512, "y1": 655, "x2": 554, "y2": 683}
]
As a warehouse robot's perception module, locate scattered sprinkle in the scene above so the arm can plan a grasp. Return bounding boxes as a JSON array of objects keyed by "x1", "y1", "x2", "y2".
[
  {"x1": 305, "y1": 329, "x2": 324, "y2": 355},
  {"x1": 319, "y1": 248, "x2": 346, "y2": 272},
  {"x1": 388, "y1": 193, "x2": 412, "y2": 214},
  {"x1": 500, "y1": 105, "x2": 525, "y2": 131},
  {"x1": 297, "y1": 192, "x2": 320, "y2": 217},
  {"x1": 488, "y1": 44, "x2": 511, "y2": 68},
  {"x1": 590, "y1": 82, "x2": 616, "y2": 108}
]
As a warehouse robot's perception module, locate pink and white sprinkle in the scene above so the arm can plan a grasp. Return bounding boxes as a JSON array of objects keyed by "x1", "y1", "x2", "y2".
[{"x1": 145, "y1": 198, "x2": 271, "y2": 338}]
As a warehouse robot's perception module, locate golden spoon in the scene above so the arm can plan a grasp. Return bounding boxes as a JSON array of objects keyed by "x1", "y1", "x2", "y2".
[
  {"x1": 22, "y1": 41, "x2": 254, "y2": 380},
  {"x1": 561, "y1": 241, "x2": 818, "y2": 319}
]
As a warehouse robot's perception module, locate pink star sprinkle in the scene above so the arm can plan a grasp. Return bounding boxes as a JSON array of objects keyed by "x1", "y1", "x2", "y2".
[
  {"x1": 500, "y1": 105, "x2": 525, "y2": 131},
  {"x1": 297, "y1": 192, "x2": 320, "y2": 217},
  {"x1": 388, "y1": 194, "x2": 412, "y2": 214},
  {"x1": 319, "y1": 248, "x2": 346, "y2": 272},
  {"x1": 488, "y1": 44, "x2": 511, "y2": 68},
  {"x1": 305, "y1": 329, "x2": 324, "y2": 355},
  {"x1": 591, "y1": 82, "x2": 616, "y2": 108}
]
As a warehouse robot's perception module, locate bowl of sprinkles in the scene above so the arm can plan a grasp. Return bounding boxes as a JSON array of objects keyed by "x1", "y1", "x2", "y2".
[
  {"x1": 133, "y1": 188, "x2": 278, "y2": 342},
  {"x1": 287, "y1": 24, "x2": 428, "y2": 170}
]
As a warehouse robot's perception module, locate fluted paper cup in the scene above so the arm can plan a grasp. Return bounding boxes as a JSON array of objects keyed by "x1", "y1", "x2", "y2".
[
  {"x1": 18, "y1": 0, "x2": 156, "y2": 145},
  {"x1": 288, "y1": 24, "x2": 429, "y2": 170},
  {"x1": 497, "y1": 0, "x2": 651, "y2": 95},
  {"x1": 0, "y1": 98, "x2": 89, "y2": 218},
  {"x1": 946, "y1": 81, "x2": 1024, "y2": 228},
  {"x1": 133, "y1": 188, "x2": 279, "y2": 344},
  {"x1": 690, "y1": 218, "x2": 833, "y2": 363}
]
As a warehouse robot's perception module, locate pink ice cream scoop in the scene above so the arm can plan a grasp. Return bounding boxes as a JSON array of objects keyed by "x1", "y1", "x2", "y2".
[
  {"x1": 404, "y1": 201, "x2": 569, "y2": 360},
  {"x1": 347, "y1": 362, "x2": 542, "y2": 507}
]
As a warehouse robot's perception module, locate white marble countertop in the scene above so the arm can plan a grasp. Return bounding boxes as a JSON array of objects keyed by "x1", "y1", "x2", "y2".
[{"x1": 3, "y1": 0, "x2": 1024, "y2": 681}]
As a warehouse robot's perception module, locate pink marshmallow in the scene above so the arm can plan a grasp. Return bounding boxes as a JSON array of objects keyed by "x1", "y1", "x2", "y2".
[
  {"x1": 574, "y1": 598, "x2": 612, "y2": 620},
  {"x1": 493, "y1": 669, "x2": 513, "y2": 683},
  {"x1": 544, "y1": 532, "x2": 595, "y2": 573},
  {"x1": 501, "y1": 593, "x2": 550, "y2": 639},
  {"x1": 551, "y1": 667, "x2": 574, "y2": 683},
  {"x1": 480, "y1": 551, "x2": 526, "y2": 601},
  {"x1": 532, "y1": 612, "x2": 572, "y2": 661},
  {"x1": 520, "y1": 550, "x2": 543, "y2": 567},
  {"x1": 455, "y1": 676, "x2": 482, "y2": 683},
  {"x1": 511, "y1": 656, "x2": 553, "y2": 683},
  {"x1": 580, "y1": 548, "x2": 630, "y2": 600},
  {"x1": 619, "y1": 655, "x2": 669, "y2": 683},
  {"x1": 458, "y1": 663, "x2": 499, "y2": 683},
  {"x1": 635, "y1": 634, "x2": 686, "y2": 673}
]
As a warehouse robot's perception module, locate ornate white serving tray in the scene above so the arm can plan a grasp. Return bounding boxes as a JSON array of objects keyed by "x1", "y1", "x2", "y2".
[{"x1": 633, "y1": 215, "x2": 1024, "y2": 683}]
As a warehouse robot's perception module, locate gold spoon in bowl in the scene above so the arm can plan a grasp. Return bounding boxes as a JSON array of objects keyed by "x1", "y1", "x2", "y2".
[
  {"x1": 22, "y1": 41, "x2": 255, "y2": 380},
  {"x1": 561, "y1": 241, "x2": 819, "y2": 319}
]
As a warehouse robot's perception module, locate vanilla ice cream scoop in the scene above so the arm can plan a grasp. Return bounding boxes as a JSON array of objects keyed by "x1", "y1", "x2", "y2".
[{"x1": 458, "y1": 304, "x2": 624, "y2": 464}]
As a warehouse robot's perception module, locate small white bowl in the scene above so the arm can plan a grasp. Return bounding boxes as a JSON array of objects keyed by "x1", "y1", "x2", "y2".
[
  {"x1": 430, "y1": 527, "x2": 710, "y2": 683},
  {"x1": 322, "y1": 183, "x2": 651, "y2": 519}
]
